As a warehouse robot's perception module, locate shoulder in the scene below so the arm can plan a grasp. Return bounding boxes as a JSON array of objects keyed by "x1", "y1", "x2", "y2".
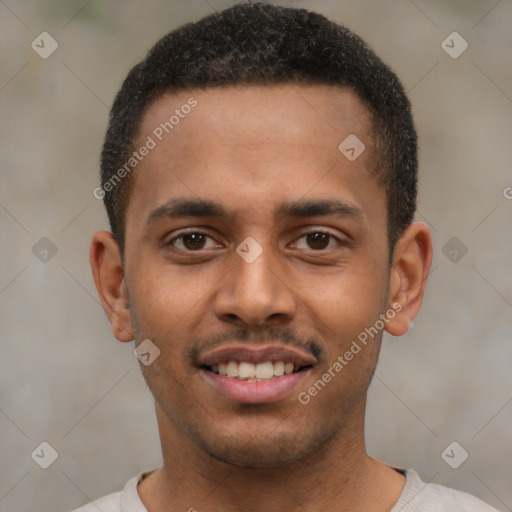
[
  {"x1": 68, "y1": 490, "x2": 121, "y2": 512},
  {"x1": 393, "y1": 468, "x2": 501, "y2": 511},
  {"x1": 67, "y1": 468, "x2": 157, "y2": 512}
]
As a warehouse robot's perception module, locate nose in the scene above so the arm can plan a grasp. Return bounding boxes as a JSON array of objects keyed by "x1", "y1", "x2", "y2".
[{"x1": 213, "y1": 245, "x2": 297, "y2": 327}]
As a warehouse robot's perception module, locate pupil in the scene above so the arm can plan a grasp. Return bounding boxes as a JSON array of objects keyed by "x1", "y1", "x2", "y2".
[
  {"x1": 308, "y1": 232, "x2": 329, "y2": 249},
  {"x1": 184, "y1": 233, "x2": 205, "y2": 250}
]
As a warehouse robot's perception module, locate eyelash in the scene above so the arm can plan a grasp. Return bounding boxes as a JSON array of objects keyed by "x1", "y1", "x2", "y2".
[{"x1": 166, "y1": 229, "x2": 343, "y2": 252}]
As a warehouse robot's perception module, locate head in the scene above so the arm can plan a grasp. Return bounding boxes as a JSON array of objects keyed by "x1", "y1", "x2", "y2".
[
  {"x1": 100, "y1": 2, "x2": 417, "y2": 257},
  {"x1": 91, "y1": 3, "x2": 431, "y2": 468}
]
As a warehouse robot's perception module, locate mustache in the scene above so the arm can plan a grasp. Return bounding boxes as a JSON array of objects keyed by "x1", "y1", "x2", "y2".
[{"x1": 187, "y1": 326, "x2": 323, "y2": 366}]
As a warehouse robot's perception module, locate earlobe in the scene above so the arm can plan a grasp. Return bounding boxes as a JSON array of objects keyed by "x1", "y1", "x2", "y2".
[
  {"x1": 384, "y1": 223, "x2": 433, "y2": 337},
  {"x1": 90, "y1": 230, "x2": 134, "y2": 342}
]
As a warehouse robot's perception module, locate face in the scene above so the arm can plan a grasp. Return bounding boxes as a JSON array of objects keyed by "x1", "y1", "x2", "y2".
[{"x1": 109, "y1": 85, "x2": 398, "y2": 467}]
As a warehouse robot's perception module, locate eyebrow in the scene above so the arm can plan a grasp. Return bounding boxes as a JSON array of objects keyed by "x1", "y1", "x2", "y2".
[
  {"x1": 147, "y1": 198, "x2": 228, "y2": 225},
  {"x1": 146, "y1": 198, "x2": 363, "y2": 226},
  {"x1": 275, "y1": 199, "x2": 362, "y2": 221}
]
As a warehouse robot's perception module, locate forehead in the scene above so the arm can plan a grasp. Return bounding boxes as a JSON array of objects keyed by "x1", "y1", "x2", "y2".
[
  {"x1": 139, "y1": 83, "x2": 372, "y2": 150},
  {"x1": 126, "y1": 84, "x2": 383, "y2": 233}
]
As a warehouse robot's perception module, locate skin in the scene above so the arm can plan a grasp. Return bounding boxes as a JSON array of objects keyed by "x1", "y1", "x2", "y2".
[{"x1": 91, "y1": 84, "x2": 432, "y2": 512}]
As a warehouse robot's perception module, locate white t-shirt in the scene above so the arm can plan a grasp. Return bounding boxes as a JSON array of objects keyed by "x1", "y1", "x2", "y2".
[{"x1": 69, "y1": 467, "x2": 500, "y2": 512}]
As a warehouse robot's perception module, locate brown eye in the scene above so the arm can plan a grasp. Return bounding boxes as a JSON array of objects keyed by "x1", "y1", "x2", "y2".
[
  {"x1": 306, "y1": 232, "x2": 331, "y2": 250},
  {"x1": 292, "y1": 231, "x2": 340, "y2": 251},
  {"x1": 181, "y1": 233, "x2": 207, "y2": 250},
  {"x1": 169, "y1": 232, "x2": 221, "y2": 251}
]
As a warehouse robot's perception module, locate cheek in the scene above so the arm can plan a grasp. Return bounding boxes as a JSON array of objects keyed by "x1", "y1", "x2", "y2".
[
  {"x1": 305, "y1": 266, "x2": 388, "y2": 342},
  {"x1": 129, "y1": 263, "x2": 209, "y2": 332},
  {"x1": 298, "y1": 285, "x2": 384, "y2": 413}
]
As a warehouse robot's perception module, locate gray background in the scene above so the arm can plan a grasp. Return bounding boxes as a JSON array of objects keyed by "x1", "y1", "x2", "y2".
[{"x1": 1, "y1": 1, "x2": 511, "y2": 511}]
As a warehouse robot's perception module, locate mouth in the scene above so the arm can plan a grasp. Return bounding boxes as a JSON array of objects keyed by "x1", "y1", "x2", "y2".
[
  {"x1": 203, "y1": 360, "x2": 310, "y2": 381},
  {"x1": 198, "y1": 344, "x2": 315, "y2": 403}
]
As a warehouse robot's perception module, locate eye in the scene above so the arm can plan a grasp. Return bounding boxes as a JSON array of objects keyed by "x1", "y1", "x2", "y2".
[
  {"x1": 293, "y1": 231, "x2": 341, "y2": 251},
  {"x1": 168, "y1": 232, "x2": 221, "y2": 251}
]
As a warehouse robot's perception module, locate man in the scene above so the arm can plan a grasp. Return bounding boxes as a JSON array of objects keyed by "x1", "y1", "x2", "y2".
[{"x1": 75, "y1": 3, "x2": 499, "y2": 511}]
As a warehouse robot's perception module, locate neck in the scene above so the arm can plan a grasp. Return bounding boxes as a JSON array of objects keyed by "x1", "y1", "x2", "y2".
[{"x1": 138, "y1": 399, "x2": 405, "y2": 512}]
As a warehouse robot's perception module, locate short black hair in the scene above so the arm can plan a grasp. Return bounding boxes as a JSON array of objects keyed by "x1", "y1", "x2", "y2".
[{"x1": 100, "y1": 2, "x2": 417, "y2": 256}]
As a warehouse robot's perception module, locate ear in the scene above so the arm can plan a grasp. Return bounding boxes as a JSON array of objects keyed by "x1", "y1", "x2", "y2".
[
  {"x1": 385, "y1": 222, "x2": 433, "y2": 336},
  {"x1": 90, "y1": 230, "x2": 134, "y2": 342}
]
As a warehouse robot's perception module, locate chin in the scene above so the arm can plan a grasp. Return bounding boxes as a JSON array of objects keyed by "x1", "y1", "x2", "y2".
[
  {"x1": 207, "y1": 444, "x2": 302, "y2": 468},
  {"x1": 194, "y1": 424, "x2": 337, "y2": 469}
]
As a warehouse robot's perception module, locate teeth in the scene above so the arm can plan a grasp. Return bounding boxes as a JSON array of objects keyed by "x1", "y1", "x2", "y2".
[
  {"x1": 273, "y1": 361, "x2": 285, "y2": 376},
  {"x1": 211, "y1": 360, "x2": 302, "y2": 380},
  {"x1": 226, "y1": 361, "x2": 239, "y2": 378},
  {"x1": 255, "y1": 361, "x2": 274, "y2": 380},
  {"x1": 239, "y1": 362, "x2": 256, "y2": 380}
]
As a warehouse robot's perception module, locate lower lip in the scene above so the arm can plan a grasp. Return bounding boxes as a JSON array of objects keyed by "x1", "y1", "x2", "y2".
[{"x1": 200, "y1": 368, "x2": 311, "y2": 404}]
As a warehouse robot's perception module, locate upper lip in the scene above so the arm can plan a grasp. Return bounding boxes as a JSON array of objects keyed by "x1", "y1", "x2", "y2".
[{"x1": 198, "y1": 343, "x2": 317, "y2": 367}]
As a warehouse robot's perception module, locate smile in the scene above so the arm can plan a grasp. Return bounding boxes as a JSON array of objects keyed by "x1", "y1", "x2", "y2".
[
  {"x1": 198, "y1": 344, "x2": 315, "y2": 403},
  {"x1": 206, "y1": 360, "x2": 306, "y2": 381}
]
